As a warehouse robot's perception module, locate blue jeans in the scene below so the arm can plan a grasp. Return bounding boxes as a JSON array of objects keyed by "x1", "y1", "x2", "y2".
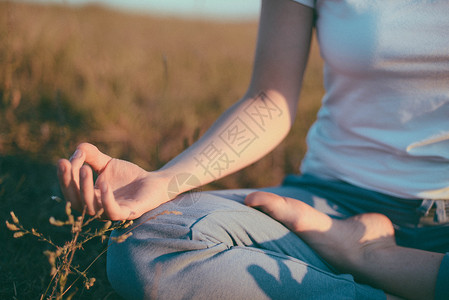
[{"x1": 107, "y1": 174, "x2": 449, "y2": 299}]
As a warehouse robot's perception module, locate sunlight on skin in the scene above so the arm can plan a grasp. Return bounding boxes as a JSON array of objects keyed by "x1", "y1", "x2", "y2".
[
  {"x1": 244, "y1": 191, "x2": 442, "y2": 300},
  {"x1": 245, "y1": 191, "x2": 333, "y2": 234}
]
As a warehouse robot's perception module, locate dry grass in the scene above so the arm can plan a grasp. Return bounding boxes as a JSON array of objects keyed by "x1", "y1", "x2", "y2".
[{"x1": 0, "y1": 1, "x2": 323, "y2": 299}]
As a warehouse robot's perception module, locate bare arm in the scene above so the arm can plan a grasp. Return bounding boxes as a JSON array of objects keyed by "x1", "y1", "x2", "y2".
[
  {"x1": 58, "y1": 0, "x2": 315, "y2": 220},
  {"x1": 159, "y1": 0, "x2": 314, "y2": 186}
]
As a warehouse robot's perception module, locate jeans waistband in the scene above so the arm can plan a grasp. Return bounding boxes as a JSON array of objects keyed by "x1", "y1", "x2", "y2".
[{"x1": 418, "y1": 199, "x2": 449, "y2": 226}]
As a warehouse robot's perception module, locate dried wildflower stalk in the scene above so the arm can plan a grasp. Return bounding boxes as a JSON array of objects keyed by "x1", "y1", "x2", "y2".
[{"x1": 6, "y1": 198, "x2": 180, "y2": 300}]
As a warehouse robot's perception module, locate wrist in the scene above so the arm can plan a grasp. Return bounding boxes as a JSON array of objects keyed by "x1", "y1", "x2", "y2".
[{"x1": 151, "y1": 169, "x2": 202, "y2": 201}]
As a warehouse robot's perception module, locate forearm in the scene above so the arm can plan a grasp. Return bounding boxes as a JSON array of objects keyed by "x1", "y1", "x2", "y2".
[
  {"x1": 58, "y1": 0, "x2": 314, "y2": 220},
  {"x1": 153, "y1": 0, "x2": 313, "y2": 201},
  {"x1": 157, "y1": 89, "x2": 294, "y2": 195}
]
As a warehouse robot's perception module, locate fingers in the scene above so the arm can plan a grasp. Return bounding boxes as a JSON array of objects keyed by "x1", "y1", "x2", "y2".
[
  {"x1": 244, "y1": 191, "x2": 269, "y2": 207},
  {"x1": 58, "y1": 159, "x2": 83, "y2": 211},
  {"x1": 98, "y1": 181, "x2": 130, "y2": 221},
  {"x1": 80, "y1": 165, "x2": 96, "y2": 215},
  {"x1": 61, "y1": 158, "x2": 127, "y2": 219},
  {"x1": 246, "y1": 191, "x2": 333, "y2": 234},
  {"x1": 58, "y1": 146, "x2": 88, "y2": 211},
  {"x1": 245, "y1": 191, "x2": 303, "y2": 230},
  {"x1": 58, "y1": 143, "x2": 111, "y2": 213},
  {"x1": 77, "y1": 143, "x2": 112, "y2": 173},
  {"x1": 244, "y1": 191, "x2": 285, "y2": 214},
  {"x1": 58, "y1": 143, "x2": 137, "y2": 220},
  {"x1": 69, "y1": 147, "x2": 86, "y2": 191}
]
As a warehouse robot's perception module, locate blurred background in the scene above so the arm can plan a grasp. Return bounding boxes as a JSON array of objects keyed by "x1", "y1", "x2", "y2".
[
  {"x1": 30, "y1": 0, "x2": 262, "y2": 20},
  {"x1": 0, "y1": 0, "x2": 323, "y2": 298}
]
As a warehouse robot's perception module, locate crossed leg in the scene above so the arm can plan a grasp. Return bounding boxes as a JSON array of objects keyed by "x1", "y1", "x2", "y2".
[
  {"x1": 245, "y1": 191, "x2": 444, "y2": 300},
  {"x1": 107, "y1": 189, "x2": 386, "y2": 300}
]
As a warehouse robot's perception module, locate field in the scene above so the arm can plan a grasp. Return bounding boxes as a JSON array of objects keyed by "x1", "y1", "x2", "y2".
[{"x1": 0, "y1": 2, "x2": 323, "y2": 299}]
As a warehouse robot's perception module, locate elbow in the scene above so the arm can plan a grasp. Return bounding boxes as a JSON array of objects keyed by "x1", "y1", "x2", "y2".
[{"x1": 243, "y1": 88, "x2": 297, "y2": 129}]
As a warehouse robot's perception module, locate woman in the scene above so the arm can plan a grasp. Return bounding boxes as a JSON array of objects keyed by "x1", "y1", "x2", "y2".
[{"x1": 58, "y1": 0, "x2": 449, "y2": 299}]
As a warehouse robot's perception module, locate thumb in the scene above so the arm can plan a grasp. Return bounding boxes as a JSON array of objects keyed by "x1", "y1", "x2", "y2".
[{"x1": 76, "y1": 143, "x2": 112, "y2": 173}]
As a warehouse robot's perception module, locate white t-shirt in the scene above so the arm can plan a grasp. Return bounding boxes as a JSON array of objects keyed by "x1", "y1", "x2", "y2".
[{"x1": 292, "y1": 0, "x2": 449, "y2": 199}]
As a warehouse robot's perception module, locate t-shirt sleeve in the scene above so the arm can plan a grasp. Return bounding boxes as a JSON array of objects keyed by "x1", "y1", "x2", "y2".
[{"x1": 291, "y1": 0, "x2": 315, "y2": 8}]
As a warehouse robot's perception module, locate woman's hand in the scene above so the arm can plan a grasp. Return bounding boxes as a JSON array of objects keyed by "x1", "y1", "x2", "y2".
[{"x1": 57, "y1": 143, "x2": 170, "y2": 220}]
